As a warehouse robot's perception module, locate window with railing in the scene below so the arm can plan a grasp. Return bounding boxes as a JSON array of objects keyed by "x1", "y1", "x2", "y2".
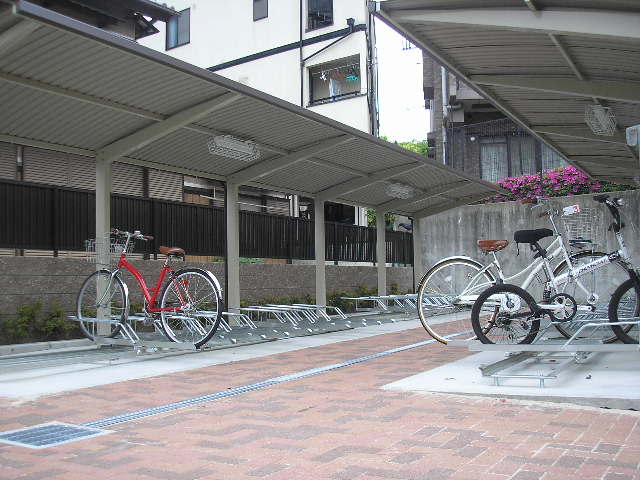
[
  {"x1": 447, "y1": 118, "x2": 568, "y2": 182},
  {"x1": 309, "y1": 55, "x2": 361, "y2": 105}
]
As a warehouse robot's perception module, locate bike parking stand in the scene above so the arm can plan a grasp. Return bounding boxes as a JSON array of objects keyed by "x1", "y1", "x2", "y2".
[{"x1": 448, "y1": 337, "x2": 639, "y2": 388}]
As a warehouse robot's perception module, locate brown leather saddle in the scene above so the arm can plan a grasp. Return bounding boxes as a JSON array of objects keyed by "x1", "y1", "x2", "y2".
[
  {"x1": 477, "y1": 240, "x2": 509, "y2": 252},
  {"x1": 159, "y1": 246, "x2": 185, "y2": 257}
]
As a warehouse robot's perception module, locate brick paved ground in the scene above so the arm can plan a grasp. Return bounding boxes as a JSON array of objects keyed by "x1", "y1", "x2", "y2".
[{"x1": 0, "y1": 325, "x2": 639, "y2": 480}]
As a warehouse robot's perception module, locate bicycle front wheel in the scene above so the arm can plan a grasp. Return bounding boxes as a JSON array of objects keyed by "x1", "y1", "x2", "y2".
[
  {"x1": 553, "y1": 252, "x2": 632, "y2": 343},
  {"x1": 76, "y1": 270, "x2": 127, "y2": 341},
  {"x1": 417, "y1": 258, "x2": 495, "y2": 343},
  {"x1": 159, "y1": 268, "x2": 222, "y2": 348},
  {"x1": 609, "y1": 278, "x2": 640, "y2": 344},
  {"x1": 471, "y1": 284, "x2": 541, "y2": 345}
]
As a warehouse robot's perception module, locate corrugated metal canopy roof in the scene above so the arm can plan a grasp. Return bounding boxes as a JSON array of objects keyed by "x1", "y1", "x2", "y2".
[
  {"x1": 378, "y1": 0, "x2": 640, "y2": 184},
  {"x1": 0, "y1": 0, "x2": 501, "y2": 218}
]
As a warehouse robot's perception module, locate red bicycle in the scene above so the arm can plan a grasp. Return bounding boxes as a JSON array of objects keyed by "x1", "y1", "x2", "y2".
[{"x1": 76, "y1": 229, "x2": 222, "y2": 348}]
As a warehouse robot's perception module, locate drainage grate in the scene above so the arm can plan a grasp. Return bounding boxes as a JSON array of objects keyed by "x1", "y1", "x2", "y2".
[{"x1": 0, "y1": 422, "x2": 110, "y2": 449}]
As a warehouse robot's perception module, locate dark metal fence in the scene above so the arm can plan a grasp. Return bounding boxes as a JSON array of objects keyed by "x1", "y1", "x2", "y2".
[{"x1": 0, "y1": 179, "x2": 413, "y2": 264}]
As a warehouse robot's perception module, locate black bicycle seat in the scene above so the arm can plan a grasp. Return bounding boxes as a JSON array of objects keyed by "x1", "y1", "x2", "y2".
[{"x1": 513, "y1": 228, "x2": 553, "y2": 244}]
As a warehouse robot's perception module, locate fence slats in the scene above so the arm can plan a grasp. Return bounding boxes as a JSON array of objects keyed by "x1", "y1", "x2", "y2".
[{"x1": 0, "y1": 180, "x2": 412, "y2": 264}]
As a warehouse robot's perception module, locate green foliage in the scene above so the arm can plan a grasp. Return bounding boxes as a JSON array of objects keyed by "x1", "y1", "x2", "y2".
[
  {"x1": 1, "y1": 303, "x2": 41, "y2": 343},
  {"x1": 1, "y1": 302, "x2": 82, "y2": 344},
  {"x1": 366, "y1": 209, "x2": 396, "y2": 227},
  {"x1": 380, "y1": 136, "x2": 429, "y2": 156},
  {"x1": 38, "y1": 304, "x2": 80, "y2": 340}
]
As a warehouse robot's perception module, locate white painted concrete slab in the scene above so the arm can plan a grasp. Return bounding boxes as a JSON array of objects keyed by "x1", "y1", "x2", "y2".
[
  {"x1": 0, "y1": 317, "x2": 423, "y2": 401},
  {"x1": 383, "y1": 350, "x2": 640, "y2": 409}
]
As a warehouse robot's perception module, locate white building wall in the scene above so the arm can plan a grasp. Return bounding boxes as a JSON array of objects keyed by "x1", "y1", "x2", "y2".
[{"x1": 139, "y1": 0, "x2": 372, "y2": 132}]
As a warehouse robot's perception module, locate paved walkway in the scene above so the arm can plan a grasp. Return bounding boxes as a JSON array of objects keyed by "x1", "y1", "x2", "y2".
[{"x1": 1, "y1": 323, "x2": 639, "y2": 480}]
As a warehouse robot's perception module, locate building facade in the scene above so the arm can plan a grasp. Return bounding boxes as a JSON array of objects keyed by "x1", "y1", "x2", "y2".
[
  {"x1": 423, "y1": 54, "x2": 567, "y2": 182},
  {"x1": 139, "y1": 0, "x2": 379, "y2": 225}
]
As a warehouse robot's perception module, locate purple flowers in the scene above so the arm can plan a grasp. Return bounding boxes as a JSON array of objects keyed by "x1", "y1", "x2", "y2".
[{"x1": 485, "y1": 166, "x2": 632, "y2": 203}]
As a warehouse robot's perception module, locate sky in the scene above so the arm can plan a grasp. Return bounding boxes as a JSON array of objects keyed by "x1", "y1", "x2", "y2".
[{"x1": 375, "y1": 18, "x2": 430, "y2": 143}]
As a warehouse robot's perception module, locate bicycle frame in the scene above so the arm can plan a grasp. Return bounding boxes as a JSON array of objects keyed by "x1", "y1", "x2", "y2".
[{"x1": 95, "y1": 233, "x2": 188, "y2": 315}]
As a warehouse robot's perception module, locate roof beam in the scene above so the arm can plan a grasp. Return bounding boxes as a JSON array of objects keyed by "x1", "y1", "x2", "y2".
[
  {"x1": 568, "y1": 156, "x2": 638, "y2": 167},
  {"x1": 97, "y1": 92, "x2": 241, "y2": 161},
  {"x1": 388, "y1": 8, "x2": 640, "y2": 40},
  {"x1": 227, "y1": 135, "x2": 353, "y2": 184},
  {"x1": 376, "y1": 180, "x2": 468, "y2": 212},
  {"x1": 0, "y1": 19, "x2": 39, "y2": 56},
  {"x1": 316, "y1": 162, "x2": 424, "y2": 201},
  {"x1": 0, "y1": 71, "x2": 362, "y2": 170},
  {"x1": 470, "y1": 75, "x2": 640, "y2": 104},
  {"x1": 534, "y1": 127, "x2": 628, "y2": 145}
]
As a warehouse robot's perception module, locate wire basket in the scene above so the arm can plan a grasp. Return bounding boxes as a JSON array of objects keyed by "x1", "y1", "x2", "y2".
[
  {"x1": 85, "y1": 235, "x2": 134, "y2": 267},
  {"x1": 561, "y1": 206, "x2": 602, "y2": 248}
]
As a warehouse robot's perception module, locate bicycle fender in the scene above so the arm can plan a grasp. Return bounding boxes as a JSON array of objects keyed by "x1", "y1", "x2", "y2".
[
  {"x1": 175, "y1": 268, "x2": 223, "y2": 296},
  {"x1": 430, "y1": 255, "x2": 485, "y2": 269}
]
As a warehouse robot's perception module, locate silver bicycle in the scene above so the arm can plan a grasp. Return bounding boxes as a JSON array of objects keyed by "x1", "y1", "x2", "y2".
[{"x1": 417, "y1": 195, "x2": 635, "y2": 344}]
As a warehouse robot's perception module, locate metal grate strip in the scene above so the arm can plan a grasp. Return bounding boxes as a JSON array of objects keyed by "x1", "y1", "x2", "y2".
[
  {"x1": 85, "y1": 331, "x2": 468, "y2": 429},
  {"x1": 0, "y1": 422, "x2": 110, "y2": 449}
]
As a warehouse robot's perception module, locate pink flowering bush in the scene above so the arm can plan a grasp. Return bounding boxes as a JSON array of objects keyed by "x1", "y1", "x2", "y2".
[{"x1": 487, "y1": 166, "x2": 633, "y2": 203}]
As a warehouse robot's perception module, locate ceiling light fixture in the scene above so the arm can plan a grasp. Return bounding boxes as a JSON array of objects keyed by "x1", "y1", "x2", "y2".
[
  {"x1": 384, "y1": 182, "x2": 416, "y2": 199},
  {"x1": 207, "y1": 135, "x2": 260, "y2": 162},
  {"x1": 585, "y1": 104, "x2": 617, "y2": 136}
]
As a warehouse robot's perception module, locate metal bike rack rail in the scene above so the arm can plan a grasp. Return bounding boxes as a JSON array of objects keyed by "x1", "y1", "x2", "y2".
[{"x1": 447, "y1": 313, "x2": 640, "y2": 388}]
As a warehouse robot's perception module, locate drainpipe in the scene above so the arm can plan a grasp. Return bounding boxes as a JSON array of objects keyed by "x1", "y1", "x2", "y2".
[
  {"x1": 299, "y1": 0, "x2": 304, "y2": 107},
  {"x1": 441, "y1": 66, "x2": 449, "y2": 165}
]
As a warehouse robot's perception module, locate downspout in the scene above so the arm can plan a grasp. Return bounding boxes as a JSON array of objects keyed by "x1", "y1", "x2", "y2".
[
  {"x1": 299, "y1": 0, "x2": 304, "y2": 107},
  {"x1": 441, "y1": 66, "x2": 449, "y2": 165}
]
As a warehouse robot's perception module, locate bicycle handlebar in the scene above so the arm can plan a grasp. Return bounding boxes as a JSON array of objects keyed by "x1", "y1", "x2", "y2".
[{"x1": 110, "y1": 228, "x2": 154, "y2": 241}]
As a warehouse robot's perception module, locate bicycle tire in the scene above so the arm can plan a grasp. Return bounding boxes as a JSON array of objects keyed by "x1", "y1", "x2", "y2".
[
  {"x1": 471, "y1": 284, "x2": 541, "y2": 345},
  {"x1": 552, "y1": 251, "x2": 632, "y2": 343},
  {"x1": 417, "y1": 257, "x2": 495, "y2": 343},
  {"x1": 159, "y1": 268, "x2": 222, "y2": 348},
  {"x1": 76, "y1": 270, "x2": 127, "y2": 341},
  {"x1": 609, "y1": 278, "x2": 640, "y2": 344}
]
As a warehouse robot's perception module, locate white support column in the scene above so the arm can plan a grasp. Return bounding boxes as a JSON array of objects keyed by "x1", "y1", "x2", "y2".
[
  {"x1": 225, "y1": 182, "x2": 241, "y2": 312},
  {"x1": 95, "y1": 156, "x2": 112, "y2": 333},
  {"x1": 314, "y1": 198, "x2": 326, "y2": 309},
  {"x1": 95, "y1": 156, "x2": 112, "y2": 267},
  {"x1": 376, "y1": 210, "x2": 387, "y2": 297},
  {"x1": 412, "y1": 217, "x2": 422, "y2": 291}
]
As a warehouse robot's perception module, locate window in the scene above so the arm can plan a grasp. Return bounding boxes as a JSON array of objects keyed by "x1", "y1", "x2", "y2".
[
  {"x1": 480, "y1": 138, "x2": 508, "y2": 182},
  {"x1": 253, "y1": 0, "x2": 268, "y2": 21},
  {"x1": 541, "y1": 144, "x2": 567, "y2": 171},
  {"x1": 308, "y1": 55, "x2": 361, "y2": 105},
  {"x1": 166, "y1": 8, "x2": 190, "y2": 50},
  {"x1": 307, "y1": 0, "x2": 333, "y2": 30}
]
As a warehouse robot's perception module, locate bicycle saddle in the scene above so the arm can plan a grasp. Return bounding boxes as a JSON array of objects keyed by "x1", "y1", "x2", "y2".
[
  {"x1": 513, "y1": 228, "x2": 553, "y2": 244},
  {"x1": 477, "y1": 240, "x2": 509, "y2": 252},
  {"x1": 159, "y1": 246, "x2": 185, "y2": 257}
]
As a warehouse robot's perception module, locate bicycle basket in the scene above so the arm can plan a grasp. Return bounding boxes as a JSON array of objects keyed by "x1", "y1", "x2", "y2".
[
  {"x1": 561, "y1": 206, "x2": 601, "y2": 248},
  {"x1": 85, "y1": 234, "x2": 134, "y2": 268}
]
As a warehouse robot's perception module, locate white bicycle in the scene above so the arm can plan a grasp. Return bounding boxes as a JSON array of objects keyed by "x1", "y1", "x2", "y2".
[{"x1": 417, "y1": 195, "x2": 636, "y2": 344}]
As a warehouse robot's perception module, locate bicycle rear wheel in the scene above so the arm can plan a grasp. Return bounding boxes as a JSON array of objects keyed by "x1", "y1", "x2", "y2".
[
  {"x1": 159, "y1": 268, "x2": 222, "y2": 348},
  {"x1": 552, "y1": 252, "x2": 632, "y2": 343},
  {"x1": 609, "y1": 278, "x2": 640, "y2": 344},
  {"x1": 76, "y1": 270, "x2": 126, "y2": 341},
  {"x1": 417, "y1": 258, "x2": 495, "y2": 343},
  {"x1": 471, "y1": 284, "x2": 541, "y2": 345}
]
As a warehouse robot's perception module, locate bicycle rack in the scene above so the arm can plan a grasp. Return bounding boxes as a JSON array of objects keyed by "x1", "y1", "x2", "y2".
[
  {"x1": 68, "y1": 314, "x2": 197, "y2": 353},
  {"x1": 448, "y1": 313, "x2": 640, "y2": 388}
]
